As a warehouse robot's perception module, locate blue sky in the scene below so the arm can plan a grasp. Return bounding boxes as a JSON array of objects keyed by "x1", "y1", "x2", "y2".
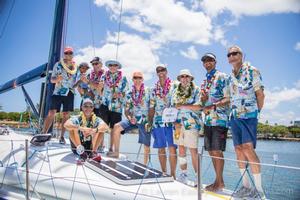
[{"x1": 0, "y1": 0, "x2": 300, "y2": 125}]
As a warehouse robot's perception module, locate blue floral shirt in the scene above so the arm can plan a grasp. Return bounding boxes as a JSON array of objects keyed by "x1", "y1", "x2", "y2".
[
  {"x1": 200, "y1": 70, "x2": 230, "y2": 127},
  {"x1": 52, "y1": 61, "x2": 76, "y2": 96},
  {"x1": 125, "y1": 86, "x2": 151, "y2": 125},
  {"x1": 228, "y1": 63, "x2": 264, "y2": 119},
  {"x1": 71, "y1": 114, "x2": 104, "y2": 142},
  {"x1": 150, "y1": 81, "x2": 176, "y2": 128},
  {"x1": 101, "y1": 71, "x2": 129, "y2": 113},
  {"x1": 171, "y1": 83, "x2": 202, "y2": 130},
  {"x1": 88, "y1": 69, "x2": 105, "y2": 109},
  {"x1": 75, "y1": 71, "x2": 91, "y2": 98}
]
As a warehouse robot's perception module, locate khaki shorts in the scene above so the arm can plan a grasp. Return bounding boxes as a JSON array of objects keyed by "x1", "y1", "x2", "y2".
[{"x1": 174, "y1": 127, "x2": 199, "y2": 149}]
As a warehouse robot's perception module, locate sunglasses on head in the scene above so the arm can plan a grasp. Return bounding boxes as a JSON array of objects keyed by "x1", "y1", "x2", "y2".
[
  {"x1": 227, "y1": 51, "x2": 240, "y2": 58},
  {"x1": 133, "y1": 76, "x2": 143, "y2": 80},
  {"x1": 83, "y1": 105, "x2": 94, "y2": 109},
  {"x1": 108, "y1": 64, "x2": 119, "y2": 67},
  {"x1": 64, "y1": 52, "x2": 73, "y2": 55},
  {"x1": 156, "y1": 68, "x2": 166, "y2": 73}
]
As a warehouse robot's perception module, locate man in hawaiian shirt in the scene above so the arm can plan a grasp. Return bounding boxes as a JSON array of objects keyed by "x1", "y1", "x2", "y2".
[
  {"x1": 148, "y1": 64, "x2": 177, "y2": 178},
  {"x1": 89, "y1": 57, "x2": 105, "y2": 117},
  {"x1": 108, "y1": 72, "x2": 151, "y2": 163},
  {"x1": 100, "y1": 60, "x2": 128, "y2": 153},
  {"x1": 42, "y1": 47, "x2": 77, "y2": 145},
  {"x1": 227, "y1": 45, "x2": 266, "y2": 199},
  {"x1": 74, "y1": 62, "x2": 92, "y2": 102},
  {"x1": 64, "y1": 98, "x2": 108, "y2": 161},
  {"x1": 172, "y1": 69, "x2": 202, "y2": 184},
  {"x1": 200, "y1": 53, "x2": 230, "y2": 192}
]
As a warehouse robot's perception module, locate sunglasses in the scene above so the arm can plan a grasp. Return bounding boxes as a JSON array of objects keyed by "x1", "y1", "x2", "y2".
[
  {"x1": 133, "y1": 77, "x2": 143, "y2": 80},
  {"x1": 180, "y1": 75, "x2": 190, "y2": 78},
  {"x1": 156, "y1": 68, "x2": 166, "y2": 73},
  {"x1": 92, "y1": 62, "x2": 100, "y2": 66},
  {"x1": 108, "y1": 64, "x2": 119, "y2": 67},
  {"x1": 64, "y1": 52, "x2": 73, "y2": 55},
  {"x1": 227, "y1": 51, "x2": 240, "y2": 58},
  {"x1": 83, "y1": 105, "x2": 94, "y2": 109}
]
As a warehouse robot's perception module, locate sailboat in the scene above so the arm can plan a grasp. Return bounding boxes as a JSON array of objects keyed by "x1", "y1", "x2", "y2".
[{"x1": 0, "y1": 1, "x2": 248, "y2": 199}]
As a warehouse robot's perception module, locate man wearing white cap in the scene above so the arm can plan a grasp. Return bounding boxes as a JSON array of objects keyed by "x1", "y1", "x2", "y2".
[
  {"x1": 64, "y1": 98, "x2": 109, "y2": 161},
  {"x1": 100, "y1": 60, "x2": 128, "y2": 152},
  {"x1": 42, "y1": 46, "x2": 77, "y2": 145},
  {"x1": 171, "y1": 69, "x2": 202, "y2": 184},
  {"x1": 109, "y1": 71, "x2": 151, "y2": 163},
  {"x1": 148, "y1": 64, "x2": 177, "y2": 178},
  {"x1": 200, "y1": 53, "x2": 230, "y2": 192}
]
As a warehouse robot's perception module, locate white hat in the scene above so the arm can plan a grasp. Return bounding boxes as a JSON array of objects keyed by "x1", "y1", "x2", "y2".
[
  {"x1": 82, "y1": 98, "x2": 94, "y2": 105},
  {"x1": 177, "y1": 69, "x2": 194, "y2": 81}
]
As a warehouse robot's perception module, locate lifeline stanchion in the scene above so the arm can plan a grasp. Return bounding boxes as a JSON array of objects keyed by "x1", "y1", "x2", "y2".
[
  {"x1": 197, "y1": 148, "x2": 203, "y2": 200},
  {"x1": 25, "y1": 139, "x2": 29, "y2": 200}
]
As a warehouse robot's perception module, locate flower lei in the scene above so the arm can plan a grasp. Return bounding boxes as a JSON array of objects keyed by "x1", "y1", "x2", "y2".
[
  {"x1": 80, "y1": 112, "x2": 97, "y2": 128},
  {"x1": 132, "y1": 83, "x2": 145, "y2": 106},
  {"x1": 90, "y1": 69, "x2": 104, "y2": 83},
  {"x1": 231, "y1": 62, "x2": 252, "y2": 90},
  {"x1": 105, "y1": 71, "x2": 122, "y2": 91},
  {"x1": 154, "y1": 77, "x2": 171, "y2": 99},
  {"x1": 174, "y1": 82, "x2": 194, "y2": 104},
  {"x1": 60, "y1": 59, "x2": 77, "y2": 75},
  {"x1": 200, "y1": 73, "x2": 216, "y2": 94}
]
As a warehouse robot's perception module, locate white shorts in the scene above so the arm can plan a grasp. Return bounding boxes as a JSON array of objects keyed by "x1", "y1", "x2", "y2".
[{"x1": 174, "y1": 127, "x2": 199, "y2": 149}]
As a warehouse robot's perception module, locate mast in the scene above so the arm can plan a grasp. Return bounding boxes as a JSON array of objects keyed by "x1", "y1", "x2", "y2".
[{"x1": 39, "y1": 0, "x2": 67, "y2": 132}]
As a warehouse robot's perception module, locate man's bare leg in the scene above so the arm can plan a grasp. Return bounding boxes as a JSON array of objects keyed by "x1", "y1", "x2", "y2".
[
  {"x1": 206, "y1": 150, "x2": 225, "y2": 191},
  {"x1": 143, "y1": 145, "x2": 150, "y2": 165},
  {"x1": 92, "y1": 133, "x2": 104, "y2": 152},
  {"x1": 158, "y1": 148, "x2": 167, "y2": 174},
  {"x1": 169, "y1": 146, "x2": 177, "y2": 178},
  {"x1": 42, "y1": 110, "x2": 56, "y2": 133}
]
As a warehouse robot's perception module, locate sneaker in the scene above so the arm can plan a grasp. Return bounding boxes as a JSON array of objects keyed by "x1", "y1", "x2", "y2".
[
  {"x1": 89, "y1": 151, "x2": 102, "y2": 162},
  {"x1": 177, "y1": 172, "x2": 188, "y2": 184},
  {"x1": 232, "y1": 186, "x2": 252, "y2": 198},
  {"x1": 59, "y1": 137, "x2": 66, "y2": 145},
  {"x1": 106, "y1": 151, "x2": 119, "y2": 158}
]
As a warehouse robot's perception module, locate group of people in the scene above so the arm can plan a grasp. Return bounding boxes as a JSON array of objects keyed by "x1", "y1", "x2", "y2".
[{"x1": 41, "y1": 45, "x2": 266, "y2": 199}]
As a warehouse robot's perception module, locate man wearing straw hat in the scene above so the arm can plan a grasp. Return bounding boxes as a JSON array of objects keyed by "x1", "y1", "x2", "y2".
[
  {"x1": 148, "y1": 64, "x2": 177, "y2": 178},
  {"x1": 227, "y1": 45, "x2": 265, "y2": 199},
  {"x1": 172, "y1": 69, "x2": 202, "y2": 184},
  {"x1": 200, "y1": 53, "x2": 230, "y2": 192},
  {"x1": 100, "y1": 60, "x2": 128, "y2": 155},
  {"x1": 109, "y1": 71, "x2": 151, "y2": 163}
]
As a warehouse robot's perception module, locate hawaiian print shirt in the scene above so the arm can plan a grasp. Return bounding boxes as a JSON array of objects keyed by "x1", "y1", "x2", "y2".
[
  {"x1": 125, "y1": 86, "x2": 151, "y2": 125},
  {"x1": 75, "y1": 71, "x2": 91, "y2": 98},
  {"x1": 101, "y1": 71, "x2": 129, "y2": 113},
  {"x1": 150, "y1": 81, "x2": 176, "y2": 128},
  {"x1": 200, "y1": 70, "x2": 230, "y2": 127},
  {"x1": 89, "y1": 69, "x2": 105, "y2": 109},
  {"x1": 71, "y1": 115, "x2": 104, "y2": 143},
  {"x1": 52, "y1": 61, "x2": 76, "y2": 96},
  {"x1": 171, "y1": 83, "x2": 202, "y2": 130},
  {"x1": 228, "y1": 63, "x2": 264, "y2": 119}
]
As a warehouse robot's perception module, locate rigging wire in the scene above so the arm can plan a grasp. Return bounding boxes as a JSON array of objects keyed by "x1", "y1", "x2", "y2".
[
  {"x1": 89, "y1": 0, "x2": 96, "y2": 56},
  {"x1": 61, "y1": 0, "x2": 70, "y2": 55},
  {"x1": 115, "y1": 0, "x2": 123, "y2": 60},
  {"x1": 0, "y1": 0, "x2": 16, "y2": 39}
]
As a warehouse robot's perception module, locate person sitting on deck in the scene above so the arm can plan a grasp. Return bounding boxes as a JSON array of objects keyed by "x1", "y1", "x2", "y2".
[
  {"x1": 64, "y1": 98, "x2": 109, "y2": 161},
  {"x1": 108, "y1": 71, "x2": 151, "y2": 163}
]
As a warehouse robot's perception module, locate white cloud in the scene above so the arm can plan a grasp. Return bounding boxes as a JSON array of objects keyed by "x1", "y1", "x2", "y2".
[
  {"x1": 260, "y1": 110, "x2": 296, "y2": 125},
  {"x1": 295, "y1": 42, "x2": 300, "y2": 51},
  {"x1": 94, "y1": 0, "x2": 213, "y2": 45},
  {"x1": 74, "y1": 32, "x2": 160, "y2": 81},
  {"x1": 264, "y1": 83, "x2": 300, "y2": 110},
  {"x1": 201, "y1": 0, "x2": 300, "y2": 17},
  {"x1": 180, "y1": 46, "x2": 199, "y2": 60}
]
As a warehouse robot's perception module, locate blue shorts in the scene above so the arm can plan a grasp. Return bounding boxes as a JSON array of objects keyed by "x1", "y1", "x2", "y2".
[
  {"x1": 230, "y1": 117, "x2": 258, "y2": 148},
  {"x1": 152, "y1": 127, "x2": 176, "y2": 148},
  {"x1": 119, "y1": 119, "x2": 151, "y2": 147}
]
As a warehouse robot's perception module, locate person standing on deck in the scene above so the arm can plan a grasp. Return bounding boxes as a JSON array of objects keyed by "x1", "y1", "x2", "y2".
[
  {"x1": 108, "y1": 71, "x2": 151, "y2": 163},
  {"x1": 171, "y1": 69, "x2": 202, "y2": 183},
  {"x1": 99, "y1": 60, "x2": 128, "y2": 154},
  {"x1": 148, "y1": 64, "x2": 177, "y2": 178},
  {"x1": 200, "y1": 53, "x2": 230, "y2": 192},
  {"x1": 227, "y1": 45, "x2": 266, "y2": 199},
  {"x1": 64, "y1": 98, "x2": 108, "y2": 161},
  {"x1": 42, "y1": 47, "x2": 77, "y2": 145}
]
